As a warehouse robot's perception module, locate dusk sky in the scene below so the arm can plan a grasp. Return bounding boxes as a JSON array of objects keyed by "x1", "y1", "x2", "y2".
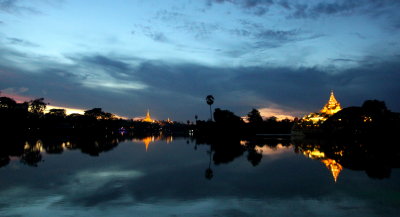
[{"x1": 1, "y1": 0, "x2": 400, "y2": 121}]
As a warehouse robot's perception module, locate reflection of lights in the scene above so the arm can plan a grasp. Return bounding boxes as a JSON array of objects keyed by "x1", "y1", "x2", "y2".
[
  {"x1": 166, "y1": 136, "x2": 173, "y2": 144},
  {"x1": 302, "y1": 149, "x2": 325, "y2": 159},
  {"x1": 24, "y1": 140, "x2": 44, "y2": 152},
  {"x1": 363, "y1": 116, "x2": 372, "y2": 122},
  {"x1": 132, "y1": 136, "x2": 173, "y2": 151},
  {"x1": 301, "y1": 148, "x2": 343, "y2": 183},
  {"x1": 321, "y1": 159, "x2": 343, "y2": 183},
  {"x1": 334, "y1": 150, "x2": 344, "y2": 156},
  {"x1": 62, "y1": 141, "x2": 73, "y2": 149},
  {"x1": 133, "y1": 136, "x2": 156, "y2": 151}
]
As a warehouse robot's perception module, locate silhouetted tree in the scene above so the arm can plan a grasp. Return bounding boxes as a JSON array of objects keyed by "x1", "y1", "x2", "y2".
[
  {"x1": 0, "y1": 96, "x2": 17, "y2": 110},
  {"x1": 103, "y1": 112, "x2": 115, "y2": 120},
  {"x1": 247, "y1": 149, "x2": 262, "y2": 166},
  {"x1": 206, "y1": 95, "x2": 214, "y2": 121},
  {"x1": 205, "y1": 147, "x2": 214, "y2": 180},
  {"x1": 266, "y1": 116, "x2": 278, "y2": 123},
  {"x1": 205, "y1": 168, "x2": 213, "y2": 180},
  {"x1": 362, "y1": 100, "x2": 388, "y2": 114},
  {"x1": 48, "y1": 108, "x2": 66, "y2": 118},
  {"x1": 84, "y1": 108, "x2": 104, "y2": 119},
  {"x1": 29, "y1": 98, "x2": 47, "y2": 115},
  {"x1": 247, "y1": 108, "x2": 263, "y2": 124}
]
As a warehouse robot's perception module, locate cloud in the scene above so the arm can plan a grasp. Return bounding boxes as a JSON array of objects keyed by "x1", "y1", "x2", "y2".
[
  {"x1": 177, "y1": 21, "x2": 221, "y2": 40},
  {"x1": 289, "y1": 0, "x2": 400, "y2": 19},
  {"x1": 133, "y1": 24, "x2": 170, "y2": 43},
  {"x1": 207, "y1": 0, "x2": 274, "y2": 16},
  {"x1": 6, "y1": 37, "x2": 39, "y2": 47},
  {"x1": 1, "y1": 42, "x2": 399, "y2": 121},
  {"x1": 206, "y1": 0, "x2": 400, "y2": 22},
  {"x1": 0, "y1": 0, "x2": 40, "y2": 14},
  {"x1": 228, "y1": 20, "x2": 324, "y2": 51}
]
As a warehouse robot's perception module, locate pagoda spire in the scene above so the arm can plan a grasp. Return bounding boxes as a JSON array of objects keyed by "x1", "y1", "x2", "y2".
[{"x1": 143, "y1": 109, "x2": 154, "y2": 122}]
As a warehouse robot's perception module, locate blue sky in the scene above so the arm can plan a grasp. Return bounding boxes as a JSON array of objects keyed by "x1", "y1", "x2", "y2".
[{"x1": 1, "y1": 0, "x2": 400, "y2": 121}]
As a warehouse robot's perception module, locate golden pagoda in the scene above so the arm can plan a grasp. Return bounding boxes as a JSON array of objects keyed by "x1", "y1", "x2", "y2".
[
  {"x1": 320, "y1": 90, "x2": 342, "y2": 115},
  {"x1": 143, "y1": 109, "x2": 154, "y2": 122},
  {"x1": 296, "y1": 91, "x2": 342, "y2": 125}
]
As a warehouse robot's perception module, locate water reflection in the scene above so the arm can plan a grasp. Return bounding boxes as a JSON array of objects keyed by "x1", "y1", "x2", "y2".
[
  {"x1": 1, "y1": 132, "x2": 399, "y2": 182},
  {"x1": 132, "y1": 135, "x2": 174, "y2": 151},
  {"x1": 1, "y1": 133, "x2": 400, "y2": 217},
  {"x1": 300, "y1": 148, "x2": 343, "y2": 182},
  {"x1": 292, "y1": 137, "x2": 400, "y2": 180}
]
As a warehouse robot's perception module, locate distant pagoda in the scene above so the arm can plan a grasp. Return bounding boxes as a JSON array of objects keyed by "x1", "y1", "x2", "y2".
[
  {"x1": 300, "y1": 90, "x2": 342, "y2": 124},
  {"x1": 292, "y1": 91, "x2": 343, "y2": 134},
  {"x1": 320, "y1": 90, "x2": 342, "y2": 115},
  {"x1": 143, "y1": 109, "x2": 154, "y2": 123}
]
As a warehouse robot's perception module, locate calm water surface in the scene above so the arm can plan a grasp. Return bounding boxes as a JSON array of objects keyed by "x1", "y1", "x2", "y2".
[{"x1": 0, "y1": 136, "x2": 399, "y2": 217}]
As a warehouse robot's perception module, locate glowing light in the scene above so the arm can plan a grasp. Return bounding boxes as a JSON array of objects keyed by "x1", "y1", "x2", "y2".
[
  {"x1": 295, "y1": 91, "x2": 342, "y2": 128},
  {"x1": 142, "y1": 109, "x2": 154, "y2": 122},
  {"x1": 45, "y1": 105, "x2": 85, "y2": 115},
  {"x1": 133, "y1": 136, "x2": 156, "y2": 151},
  {"x1": 301, "y1": 148, "x2": 343, "y2": 183},
  {"x1": 302, "y1": 149, "x2": 326, "y2": 159},
  {"x1": 321, "y1": 159, "x2": 343, "y2": 183},
  {"x1": 319, "y1": 90, "x2": 342, "y2": 115},
  {"x1": 257, "y1": 107, "x2": 297, "y2": 121}
]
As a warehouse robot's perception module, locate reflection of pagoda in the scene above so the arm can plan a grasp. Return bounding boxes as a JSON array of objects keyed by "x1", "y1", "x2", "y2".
[
  {"x1": 142, "y1": 136, "x2": 154, "y2": 151},
  {"x1": 321, "y1": 159, "x2": 343, "y2": 182},
  {"x1": 302, "y1": 149, "x2": 343, "y2": 182},
  {"x1": 143, "y1": 109, "x2": 154, "y2": 122},
  {"x1": 132, "y1": 136, "x2": 156, "y2": 151}
]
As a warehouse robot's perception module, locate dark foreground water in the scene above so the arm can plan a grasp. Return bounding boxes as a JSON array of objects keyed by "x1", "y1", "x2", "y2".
[{"x1": 0, "y1": 135, "x2": 399, "y2": 217}]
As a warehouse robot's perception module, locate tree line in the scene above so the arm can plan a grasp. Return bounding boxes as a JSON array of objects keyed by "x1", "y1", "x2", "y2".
[{"x1": 0, "y1": 96, "x2": 188, "y2": 136}]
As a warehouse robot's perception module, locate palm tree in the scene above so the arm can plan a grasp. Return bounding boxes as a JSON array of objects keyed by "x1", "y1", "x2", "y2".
[{"x1": 206, "y1": 95, "x2": 214, "y2": 121}]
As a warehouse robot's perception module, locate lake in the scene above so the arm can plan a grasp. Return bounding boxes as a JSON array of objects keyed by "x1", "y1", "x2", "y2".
[{"x1": 0, "y1": 134, "x2": 399, "y2": 217}]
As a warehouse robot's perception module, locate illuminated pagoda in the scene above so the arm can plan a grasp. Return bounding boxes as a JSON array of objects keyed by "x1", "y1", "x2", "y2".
[
  {"x1": 320, "y1": 90, "x2": 342, "y2": 115},
  {"x1": 297, "y1": 91, "x2": 342, "y2": 126},
  {"x1": 143, "y1": 109, "x2": 154, "y2": 123}
]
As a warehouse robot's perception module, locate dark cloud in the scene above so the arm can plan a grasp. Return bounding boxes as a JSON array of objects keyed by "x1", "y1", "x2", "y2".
[
  {"x1": 154, "y1": 9, "x2": 185, "y2": 22},
  {"x1": 289, "y1": 0, "x2": 400, "y2": 19},
  {"x1": 1, "y1": 44, "x2": 399, "y2": 121},
  {"x1": 6, "y1": 37, "x2": 38, "y2": 47},
  {"x1": 207, "y1": 0, "x2": 274, "y2": 16},
  {"x1": 0, "y1": 0, "x2": 39, "y2": 14},
  {"x1": 229, "y1": 24, "x2": 323, "y2": 50},
  {"x1": 177, "y1": 21, "x2": 221, "y2": 39},
  {"x1": 207, "y1": 0, "x2": 400, "y2": 20},
  {"x1": 331, "y1": 58, "x2": 358, "y2": 63},
  {"x1": 133, "y1": 24, "x2": 170, "y2": 43},
  {"x1": 78, "y1": 55, "x2": 130, "y2": 73}
]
